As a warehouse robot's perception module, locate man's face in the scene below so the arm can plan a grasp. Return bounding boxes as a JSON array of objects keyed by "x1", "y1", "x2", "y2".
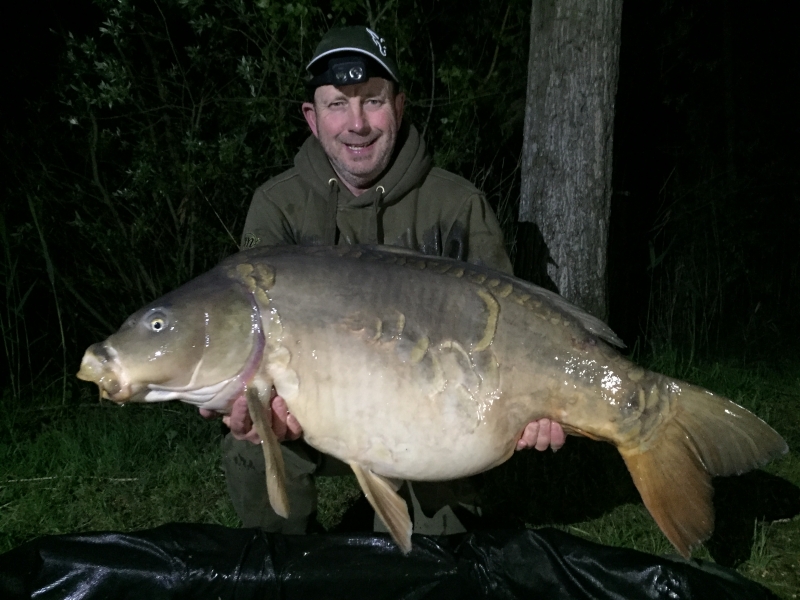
[{"x1": 302, "y1": 77, "x2": 405, "y2": 195}]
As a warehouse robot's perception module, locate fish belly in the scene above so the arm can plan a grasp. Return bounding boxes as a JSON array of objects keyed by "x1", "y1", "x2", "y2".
[
  {"x1": 275, "y1": 322, "x2": 518, "y2": 482},
  {"x1": 282, "y1": 336, "x2": 632, "y2": 482}
]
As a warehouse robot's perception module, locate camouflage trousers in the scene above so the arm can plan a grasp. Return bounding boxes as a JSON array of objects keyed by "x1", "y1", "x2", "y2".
[{"x1": 221, "y1": 434, "x2": 480, "y2": 535}]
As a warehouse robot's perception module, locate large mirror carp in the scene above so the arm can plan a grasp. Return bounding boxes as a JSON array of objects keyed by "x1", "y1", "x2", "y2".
[{"x1": 78, "y1": 245, "x2": 788, "y2": 556}]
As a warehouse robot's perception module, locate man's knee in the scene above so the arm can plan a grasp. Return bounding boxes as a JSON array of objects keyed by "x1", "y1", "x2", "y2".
[{"x1": 221, "y1": 435, "x2": 318, "y2": 533}]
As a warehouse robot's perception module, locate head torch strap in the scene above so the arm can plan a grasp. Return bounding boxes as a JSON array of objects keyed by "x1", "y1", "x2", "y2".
[{"x1": 307, "y1": 56, "x2": 386, "y2": 89}]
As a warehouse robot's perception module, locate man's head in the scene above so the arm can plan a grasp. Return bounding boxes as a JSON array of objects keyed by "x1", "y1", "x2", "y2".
[{"x1": 302, "y1": 27, "x2": 405, "y2": 195}]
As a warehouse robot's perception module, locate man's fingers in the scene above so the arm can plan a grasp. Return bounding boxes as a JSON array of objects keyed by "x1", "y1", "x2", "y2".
[
  {"x1": 271, "y1": 395, "x2": 288, "y2": 439},
  {"x1": 516, "y1": 420, "x2": 540, "y2": 450},
  {"x1": 224, "y1": 394, "x2": 263, "y2": 444},
  {"x1": 227, "y1": 395, "x2": 250, "y2": 432},
  {"x1": 549, "y1": 421, "x2": 566, "y2": 451},
  {"x1": 198, "y1": 408, "x2": 219, "y2": 420},
  {"x1": 271, "y1": 395, "x2": 303, "y2": 441},
  {"x1": 533, "y1": 418, "x2": 552, "y2": 451},
  {"x1": 284, "y1": 411, "x2": 303, "y2": 441},
  {"x1": 516, "y1": 419, "x2": 567, "y2": 452},
  {"x1": 225, "y1": 413, "x2": 263, "y2": 444},
  {"x1": 224, "y1": 412, "x2": 258, "y2": 443}
]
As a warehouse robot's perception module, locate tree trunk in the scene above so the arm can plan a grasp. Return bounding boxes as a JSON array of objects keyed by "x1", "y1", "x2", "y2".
[{"x1": 519, "y1": 0, "x2": 623, "y2": 321}]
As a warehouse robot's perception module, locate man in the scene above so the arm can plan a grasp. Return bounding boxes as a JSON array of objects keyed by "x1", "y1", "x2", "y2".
[{"x1": 202, "y1": 26, "x2": 565, "y2": 534}]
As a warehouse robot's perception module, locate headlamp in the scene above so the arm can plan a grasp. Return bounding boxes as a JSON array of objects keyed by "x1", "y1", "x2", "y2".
[{"x1": 307, "y1": 56, "x2": 384, "y2": 89}]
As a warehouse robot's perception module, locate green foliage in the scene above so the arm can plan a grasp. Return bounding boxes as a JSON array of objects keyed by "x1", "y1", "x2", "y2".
[{"x1": 57, "y1": 0, "x2": 317, "y2": 288}]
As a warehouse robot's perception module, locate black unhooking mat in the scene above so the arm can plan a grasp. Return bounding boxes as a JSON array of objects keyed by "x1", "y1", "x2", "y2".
[{"x1": 0, "y1": 524, "x2": 778, "y2": 600}]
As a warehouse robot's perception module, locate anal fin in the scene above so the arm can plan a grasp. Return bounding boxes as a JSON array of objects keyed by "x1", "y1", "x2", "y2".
[
  {"x1": 246, "y1": 383, "x2": 290, "y2": 519},
  {"x1": 350, "y1": 462, "x2": 412, "y2": 553}
]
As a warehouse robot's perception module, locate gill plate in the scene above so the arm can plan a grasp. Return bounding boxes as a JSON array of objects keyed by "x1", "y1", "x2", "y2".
[{"x1": 144, "y1": 297, "x2": 266, "y2": 411}]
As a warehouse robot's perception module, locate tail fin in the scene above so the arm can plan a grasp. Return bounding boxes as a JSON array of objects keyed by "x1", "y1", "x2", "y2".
[{"x1": 620, "y1": 383, "x2": 787, "y2": 557}]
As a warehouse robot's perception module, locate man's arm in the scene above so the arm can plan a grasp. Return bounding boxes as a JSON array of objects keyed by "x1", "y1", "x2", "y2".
[{"x1": 240, "y1": 183, "x2": 298, "y2": 248}]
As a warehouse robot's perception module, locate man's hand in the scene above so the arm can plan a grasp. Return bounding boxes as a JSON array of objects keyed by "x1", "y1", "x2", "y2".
[
  {"x1": 198, "y1": 392, "x2": 302, "y2": 444},
  {"x1": 516, "y1": 419, "x2": 566, "y2": 452}
]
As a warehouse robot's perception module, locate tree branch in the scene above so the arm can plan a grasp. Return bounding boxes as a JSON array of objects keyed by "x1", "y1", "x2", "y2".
[
  {"x1": 483, "y1": 4, "x2": 511, "y2": 85},
  {"x1": 422, "y1": 33, "x2": 435, "y2": 140}
]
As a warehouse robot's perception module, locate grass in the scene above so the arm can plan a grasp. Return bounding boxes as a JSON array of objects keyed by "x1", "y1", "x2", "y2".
[
  {"x1": 0, "y1": 400, "x2": 239, "y2": 552},
  {"x1": 1, "y1": 355, "x2": 798, "y2": 598}
]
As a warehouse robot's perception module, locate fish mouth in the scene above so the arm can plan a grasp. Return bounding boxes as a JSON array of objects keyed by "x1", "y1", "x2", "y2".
[{"x1": 77, "y1": 343, "x2": 133, "y2": 402}]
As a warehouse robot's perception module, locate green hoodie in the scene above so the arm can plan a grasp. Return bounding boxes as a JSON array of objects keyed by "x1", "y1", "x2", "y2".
[{"x1": 241, "y1": 123, "x2": 513, "y2": 274}]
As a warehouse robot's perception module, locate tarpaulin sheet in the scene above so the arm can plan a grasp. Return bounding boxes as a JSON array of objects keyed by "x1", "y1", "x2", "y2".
[{"x1": 0, "y1": 524, "x2": 778, "y2": 600}]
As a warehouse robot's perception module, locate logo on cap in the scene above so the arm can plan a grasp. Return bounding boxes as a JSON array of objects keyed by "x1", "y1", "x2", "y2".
[
  {"x1": 367, "y1": 28, "x2": 387, "y2": 57},
  {"x1": 242, "y1": 232, "x2": 260, "y2": 249}
]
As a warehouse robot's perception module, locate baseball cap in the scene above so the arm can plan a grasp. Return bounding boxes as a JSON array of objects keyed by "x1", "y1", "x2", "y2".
[{"x1": 306, "y1": 26, "x2": 401, "y2": 88}]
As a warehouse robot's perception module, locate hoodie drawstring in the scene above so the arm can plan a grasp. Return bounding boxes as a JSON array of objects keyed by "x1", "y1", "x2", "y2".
[
  {"x1": 327, "y1": 178, "x2": 340, "y2": 245},
  {"x1": 373, "y1": 185, "x2": 385, "y2": 244},
  {"x1": 326, "y1": 179, "x2": 385, "y2": 245}
]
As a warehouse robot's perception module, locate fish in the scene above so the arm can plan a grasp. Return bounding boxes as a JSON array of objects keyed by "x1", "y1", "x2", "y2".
[{"x1": 77, "y1": 244, "x2": 788, "y2": 556}]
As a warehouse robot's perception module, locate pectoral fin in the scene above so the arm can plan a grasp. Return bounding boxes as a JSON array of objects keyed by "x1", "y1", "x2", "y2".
[
  {"x1": 246, "y1": 383, "x2": 290, "y2": 519},
  {"x1": 350, "y1": 463, "x2": 412, "y2": 554}
]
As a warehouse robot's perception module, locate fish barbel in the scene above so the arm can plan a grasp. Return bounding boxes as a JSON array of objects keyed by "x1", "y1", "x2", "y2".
[{"x1": 77, "y1": 245, "x2": 788, "y2": 556}]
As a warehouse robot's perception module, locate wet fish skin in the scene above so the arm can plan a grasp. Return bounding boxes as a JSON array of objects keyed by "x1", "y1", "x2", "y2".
[{"x1": 77, "y1": 245, "x2": 788, "y2": 557}]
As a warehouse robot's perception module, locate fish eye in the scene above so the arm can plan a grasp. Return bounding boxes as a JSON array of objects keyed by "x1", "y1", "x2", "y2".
[{"x1": 147, "y1": 312, "x2": 168, "y2": 332}]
